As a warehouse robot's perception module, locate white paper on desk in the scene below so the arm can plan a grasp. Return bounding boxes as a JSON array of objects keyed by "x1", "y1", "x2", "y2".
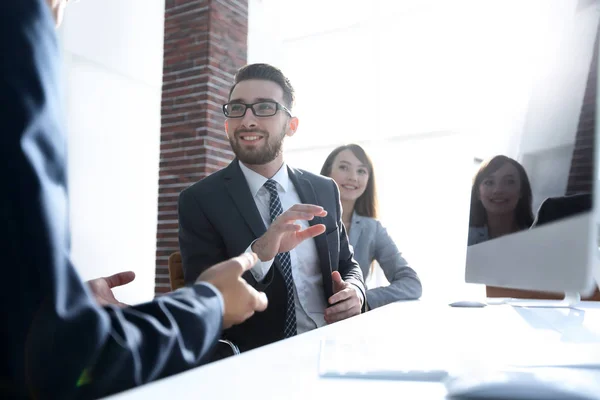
[
  {"x1": 473, "y1": 341, "x2": 600, "y2": 370},
  {"x1": 318, "y1": 336, "x2": 600, "y2": 382},
  {"x1": 318, "y1": 337, "x2": 455, "y2": 381}
]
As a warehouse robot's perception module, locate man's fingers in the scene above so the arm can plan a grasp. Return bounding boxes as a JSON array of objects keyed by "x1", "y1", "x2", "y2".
[
  {"x1": 328, "y1": 288, "x2": 352, "y2": 305},
  {"x1": 253, "y1": 291, "x2": 268, "y2": 312},
  {"x1": 325, "y1": 299, "x2": 353, "y2": 316},
  {"x1": 325, "y1": 308, "x2": 356, "y2": 324},
  {"x1": 331, "y1": 270, "x2": 345, "y2": 294},
  {"x1": 331, "y1": 270, "x2": 343, "y2": 284},
  {"x1": 277, "y1": 210, "x2": 319, "y2": 224},
  {"x1": 104, "y1": 271, "x2": 136, "y2": 289},
  {"x1": 237, "y1": 310, "x2": 255, "y2": 325},
  {"x1": 296, "y1": 224, "x2": 326, "y2": 241},
  {"x1": 232, "y1": 252, "x2": 258, "y2": 274},
  {"x1": 243, "y1": 281, "x2": 268, "y2": 312},
  {"x1": 278, "y1": 223, "x2": 302, "y2": 233},
  {"x1": 289, "y1": 204, "x2": 327, "y2": 215},
  {"x1": 212, "y1": 252, "x2": 258, "y2": 277}
]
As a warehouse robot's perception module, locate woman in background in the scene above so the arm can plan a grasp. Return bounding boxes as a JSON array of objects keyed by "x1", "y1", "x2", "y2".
[
  {"x1": 321, "y1": 144, "x2": 422, "y2": 309},
  {"x1": 468, "y1": 155, "x2": 534, "y2": 246}
]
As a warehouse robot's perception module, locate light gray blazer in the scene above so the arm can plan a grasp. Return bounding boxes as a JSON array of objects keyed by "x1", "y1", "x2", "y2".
[
  {"x1": 467, "y1": 226, "x2": 489, "y2": 246},
  {"x1": 348, "y1": 212, "x2": 422, "y2": 309}
]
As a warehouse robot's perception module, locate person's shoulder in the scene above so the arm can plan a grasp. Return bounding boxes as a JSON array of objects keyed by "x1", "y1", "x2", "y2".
[
  {"x1": 289, "y1": 166, "x2": 334, "y2": 187},
  {"x1": 356, "y1": 214, "x2": 378, "y2": 227},
  {"x1": 180, "y1": 164, "x2": 231, "y2": 198},
  {"x1": 468, "y1": 226, "x2": 488, "y2": 245},
  {"x1": 350, "y1": 213, "x2": 379, "y2": 235},
  {"x1": 468, "y1": 226, "x2": 487, "y2": 235}
]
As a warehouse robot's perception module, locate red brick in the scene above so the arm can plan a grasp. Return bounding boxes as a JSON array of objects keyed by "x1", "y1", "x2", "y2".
[
  {"x1": 155, "y1": 0, "x2": 246, "y2": 296},
  {"x1": 566, "y1": 31, "x2": 597, "y2": 195}
]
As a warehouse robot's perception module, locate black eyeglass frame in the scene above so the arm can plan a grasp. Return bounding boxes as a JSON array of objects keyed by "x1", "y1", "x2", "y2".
[{"x1": 222, "y1": 101, "x2": 292, "y2": 118}]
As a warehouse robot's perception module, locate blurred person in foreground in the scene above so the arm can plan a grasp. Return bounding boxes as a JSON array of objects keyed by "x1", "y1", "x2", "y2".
[{"x1": 1, "y1": 1, "x2": 267, "y2": 398}]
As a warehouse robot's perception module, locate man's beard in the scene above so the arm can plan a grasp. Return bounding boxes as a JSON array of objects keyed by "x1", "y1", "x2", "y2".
[{"x1": 229, "y1": 127, "x2": 286, "y2": 165}]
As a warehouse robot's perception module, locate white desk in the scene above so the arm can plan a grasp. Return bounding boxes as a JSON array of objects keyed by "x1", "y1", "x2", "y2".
[{"x1": 107, "y1": 300, "x2": 600, "y2": 400}]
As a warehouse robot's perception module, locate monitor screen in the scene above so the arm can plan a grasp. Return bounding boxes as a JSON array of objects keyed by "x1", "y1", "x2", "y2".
[{"x1": 465, "y1": 0, "x2": 599, "y2": 296}]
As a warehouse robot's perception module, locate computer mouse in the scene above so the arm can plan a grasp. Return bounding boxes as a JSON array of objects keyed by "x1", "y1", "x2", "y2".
[
  {"x1": 445, "y1": 368, "x2": 600, "y2": 400},
  {"x1": 448, "y1": 300, "x2": 487, "y2": 308}
]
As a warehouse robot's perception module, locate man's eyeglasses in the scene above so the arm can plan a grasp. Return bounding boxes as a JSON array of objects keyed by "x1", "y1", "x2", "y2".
[{"x1": 222, "y1": 101, "x2": 291, "y2": 118}]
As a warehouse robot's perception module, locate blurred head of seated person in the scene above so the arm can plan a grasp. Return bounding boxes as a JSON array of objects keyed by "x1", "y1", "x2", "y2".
[
  {"x1": 532, "y1": 192, "x2": 592, "y2": 227},
  {"x1": 2, "y1": 1, "x2": 269, "y2": 398},
  {"x1": 320, "y1": 144, "x2": 422, "y2": 309},
  {"x1": 468, "y1": 155, "x2": 534, "y2": 246}
]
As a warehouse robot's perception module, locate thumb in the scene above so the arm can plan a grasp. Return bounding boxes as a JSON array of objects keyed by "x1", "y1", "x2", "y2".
[
  {"x1": 331, "y1": 270, "x2": 343, "y2": 283},
  {"x1": 104, "y1": 271, "x2": 136, "y2": 289},
  {"x1": 254, "y1": 291, "x2": 268, "y2": 312},
  {"x1": 331, "y1": 271, "x2": 344, "y2": 292}
]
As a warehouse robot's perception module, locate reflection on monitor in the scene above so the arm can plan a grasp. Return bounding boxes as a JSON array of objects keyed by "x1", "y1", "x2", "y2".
[{"x1": 465, "y1": 0, "x2": 599, "y2": 297}]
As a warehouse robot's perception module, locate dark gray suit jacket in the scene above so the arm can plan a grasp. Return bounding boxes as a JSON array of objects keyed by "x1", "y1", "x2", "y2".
[
  {"x1": 1, "y1": 1, "x2": 225, "y2": 399},
  {"x1": 348, "y1": 212, "x2": 422, "y2": 309},
  {"x1": 178, "y1": 161, "x2": 366, "y2": 351}
]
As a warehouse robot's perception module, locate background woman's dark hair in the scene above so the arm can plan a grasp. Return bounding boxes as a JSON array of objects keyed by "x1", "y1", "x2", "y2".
[
  {"x1": 469, "y1": 155, "x2": 534, "y2": 228},
  {"x1": 320, "y1": 144, "x2": 378, "y2": 219}
]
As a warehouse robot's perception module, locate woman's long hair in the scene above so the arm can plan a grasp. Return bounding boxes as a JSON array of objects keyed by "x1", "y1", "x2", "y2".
[
  {"x1": 469, "y1": 155, "x2": 534, "y2": 229},
  {"x1": 320, "y1": 144, "x2": 378, "y2": 219}
]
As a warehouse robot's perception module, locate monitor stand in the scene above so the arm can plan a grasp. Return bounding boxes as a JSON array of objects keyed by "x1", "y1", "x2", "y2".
[
  {"x1": 562, "y1": 291, "x2": 581, "y2": 307},
  {"x1": 503, "y1": 292, "x2": 581, "y2": 308}
]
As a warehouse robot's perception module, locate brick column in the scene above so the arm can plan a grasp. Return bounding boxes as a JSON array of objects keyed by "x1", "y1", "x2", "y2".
[
  {"x1": 155, "y1": 0, "x2": 248, "y2": 295},
  {"x1": 566, "y1": 31, "x2": 598, "y2": 195}
]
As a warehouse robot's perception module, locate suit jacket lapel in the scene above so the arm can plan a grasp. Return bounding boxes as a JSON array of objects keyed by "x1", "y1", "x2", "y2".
[
  {"x1": 287, "y1": 167, "x2": 332, "y2": 284},
  {"x1": 348, "y1": 211, "x2": 364, "y2": 248},
  {"x1": 223, "y1": 160, "x2": 267, "y2": 239}
]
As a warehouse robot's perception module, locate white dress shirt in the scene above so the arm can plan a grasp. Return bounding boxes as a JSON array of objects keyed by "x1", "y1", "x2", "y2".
[{"x1": 239, "y1": 161, "x2": 327, "y2": 334}]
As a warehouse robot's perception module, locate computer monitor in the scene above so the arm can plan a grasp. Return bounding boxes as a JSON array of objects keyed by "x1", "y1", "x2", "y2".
[{"x1": 465, "y1": 0, "x2": 600, "y2": 299}]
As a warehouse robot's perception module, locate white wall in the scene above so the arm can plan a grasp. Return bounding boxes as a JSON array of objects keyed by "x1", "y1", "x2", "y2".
[
  {"x1": 61, "y1": 0, "x2": 166, "y2": 304},
  {"x1": 248, "y1": 0, "x2": 599, "y2": 301},
  {"x1": 248, "y1": 0, "x2": 489, "y2": 301},
  {"x1": 284, "y1": 133, "x2": 476, "y2": 301}
]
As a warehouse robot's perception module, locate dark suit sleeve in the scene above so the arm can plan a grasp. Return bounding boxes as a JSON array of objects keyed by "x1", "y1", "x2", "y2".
[
  {"x1": 178, "y1": 186, "x2": 275, "y2": 291},
  {"x1": 1, "y1": 2, "x2": 222, "y2": 398},
  {"x1": 330, "y1": 181, "x2": 366, "y2": 310}
]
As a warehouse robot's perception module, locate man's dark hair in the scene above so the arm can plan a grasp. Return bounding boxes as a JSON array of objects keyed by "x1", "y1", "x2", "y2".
[{"x1": 228, "y1": 63, "x2": 295, "y2": 110}]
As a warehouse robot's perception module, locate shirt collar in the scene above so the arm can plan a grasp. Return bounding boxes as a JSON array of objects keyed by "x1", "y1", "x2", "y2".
[{"x1": 238, "y1": 160, "x2": 290, "y2": 198}]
